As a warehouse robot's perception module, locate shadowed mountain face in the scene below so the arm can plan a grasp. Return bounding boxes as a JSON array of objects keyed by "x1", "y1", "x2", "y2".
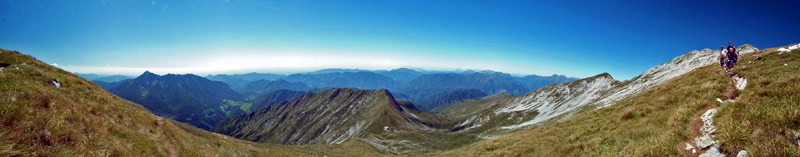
[
  {"x1": 375, "y1": 68, "x2": 424, "y2": 83},
  {"x1": 302, "y1": 68, "x2": 424, "y2": 84},
  {"x1": 403, "y1": 72, "x2": 529, "y2": 96},
  {"x1": 205, "y1": 73, "x2": 285, "y2": 90},
  {"x1": 283, "y1": 72, "x2": 402, "y2": 90},
  {"x1": 212, "y1": 88, "x2": 429, "y2": 145},
  {"x1": 249, "y1": 89, "x2": 310, "y2": 112},
  {"x1": 237, "y1": 79, "x2": 310, "y2": 98},
  {"x1": 110, "y1": 71, "x2": 245, "y2": 130},
  {"x1": 516, "y1": 74, "x2": 576, "y2": 91},
  {"x1": 93, "y1": 80, "x2": 125, "y2": 90},
  {"x1": 75, "y1": 73, "x2": 134, "y2": 90},
  {"x1": 416, "y1": 88, "x2": 487, "y2": 112},
  {"x1": 397, "y1": 72, "x2": 529, "y2": 109},
  {"x1": 75, "y1": 73, "x2": 134, "y2": 83}
]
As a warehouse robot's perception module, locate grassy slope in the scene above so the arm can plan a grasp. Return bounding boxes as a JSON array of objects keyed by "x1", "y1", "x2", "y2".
[
  {"x1": 716, "y1": 46, "x2": 800, "y2": 155},
  {"x1": 0, "y1": 49, "x2": 385, "y2": 156},
  {"x1": 437, "y1": 45, "x2": 800, "y2": 156}
]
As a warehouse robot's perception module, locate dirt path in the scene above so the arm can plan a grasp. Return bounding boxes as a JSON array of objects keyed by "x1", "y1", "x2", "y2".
[
  {"x1": 680, "y1": 72, "x2": 746, "y2": 156},
  {"x1": 680, "y1": 106, "x2": 717, "y2": 157},
  {"x1": 723, "y1": 73, "x2": 744, "y2": 101},
  {"x1": 155, "y1": 116, "x2": 178, "y2": 157}
]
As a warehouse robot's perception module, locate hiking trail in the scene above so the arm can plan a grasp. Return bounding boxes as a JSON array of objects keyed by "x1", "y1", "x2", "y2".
[
  {"x1": 155, "y1": 116, "x2": 178, "y2": 157},
  {"x1": 681, "y1": 72, "x2": 748, "y2": 157}
]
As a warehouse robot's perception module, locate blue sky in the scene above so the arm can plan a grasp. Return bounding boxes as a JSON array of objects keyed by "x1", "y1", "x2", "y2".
[{"x1": 1, "y1": 0, "x2": 798, "y2": 79}]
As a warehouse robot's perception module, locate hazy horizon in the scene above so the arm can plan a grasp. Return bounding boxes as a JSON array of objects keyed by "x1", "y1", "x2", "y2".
[{"x1": 73, "y1": 67, "x2": 580, "y2": 79}]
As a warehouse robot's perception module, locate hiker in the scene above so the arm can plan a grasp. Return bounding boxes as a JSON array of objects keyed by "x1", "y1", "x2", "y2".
[
  {"x1": 719, "y1": 46, "x2": 728, "y2": 72},
  {"x1": 726, "y1": 42, "x2": 738, "y2": 74}
]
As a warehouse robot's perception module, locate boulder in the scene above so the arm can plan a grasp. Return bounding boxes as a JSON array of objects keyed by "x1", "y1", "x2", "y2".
[
  {"x1": 700, "y1": 109, "x2": 717, "y2": 133},
  {"x1": 685, "y1": 143, "x2": 696, "y2": 154},
  {"x1": 733, "y1": 76, "x2": 747, "y2": 90},
  {"x1": 695, "y1": 108, "x2": 718, "y2": 149},
  {"x1": 736, "y1": 150, "x2": 747, "y2": 157},
  {"x1": 699, "y1": 146, "x2": 725, "y2": 157},
  {"x1": 51, "y1": 79, "x2": 62, "y2": 88},
  {"x1": 694, "y1": 134, "x2": 715, "y2": 149}
]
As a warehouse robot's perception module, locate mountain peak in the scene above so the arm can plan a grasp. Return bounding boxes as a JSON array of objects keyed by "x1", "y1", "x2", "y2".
[
  {"x1": 140, "y1": 71, "x2": 159, "y2": 77},
  {"x1": 142, "y1": 70, "x2": 155, "y2": 75},
  {"x1": 134, "y1": 71, "x2": 161, "y2": 80},
  {"x1": 592, "y1": 73, "x2": 613, "y2": 80},
  {"x1": 738, "y1": 44, "x2": 759, "y2": 53}
]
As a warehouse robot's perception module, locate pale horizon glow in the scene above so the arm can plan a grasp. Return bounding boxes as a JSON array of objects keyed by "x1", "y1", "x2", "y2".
[{"x1": 58, "y1": 48, "x2": 580, "y2": 78}]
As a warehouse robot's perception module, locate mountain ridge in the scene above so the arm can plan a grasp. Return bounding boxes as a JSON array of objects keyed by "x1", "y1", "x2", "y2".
[
  {"x1": 110, "y1": 71, "x2": 245, "y2": 130},
  {"x1": 212, "y1": 88, "x2": 433, "y2": 145}
]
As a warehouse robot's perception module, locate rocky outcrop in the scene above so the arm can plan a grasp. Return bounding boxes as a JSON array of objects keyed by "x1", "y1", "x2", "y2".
[
  {"x1": 776, "y1": 43, "x2": 799, "y2": 53},
  {"x1": 594, "y1": 45, "x2": 757, "y2": 108},
  {"x1": 695, "y1": 108, "x2": 718, "y2": 149},
  {"x1": 494, "y1": 73, "x2": 619, "y2": 130}
]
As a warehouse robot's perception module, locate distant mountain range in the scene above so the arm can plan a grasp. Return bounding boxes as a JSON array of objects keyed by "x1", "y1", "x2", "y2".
[
  {"x1": 374, "y1": 68, "x2": 424, "y2": 83},
  {"x1": 416, "y1": 88, "x2": 487, "y2": 111},
  {"x1": 74, "y1": 67, "x2": 578, "y2": 120},
  {"x1": 109, "y1": 71, "x2": 247, "y2": 130},
  {"x1": 249, "y1": 89, "x2": 310, "y2": 112},
  {"x1": 205, "y1": 72, "x2": 285, "y2": 90},
  {"x1": 283, "y1": 71, "x2": 403, "y2": 90},
  {"x1": 75, "y1": 73, "x2": 134, "y2": 90},
  {"x1": 92, "y1": 80, "x2": 125, "y2": 90},
  {"x1": 79, "y1": 68, "x2": 577, "y2": 112},
  {"x1": 516, "y1": 74, "x2": 575, "y2": 90},
  {"x1": 75, "y1": 73, "x2": 134, "y2": 82},
  {"x1": 237, "y1": 79, "x2": 311, "y2": 98},
  {"x1": 396, "y1": 72, "x2": 531, "y2": 109}
]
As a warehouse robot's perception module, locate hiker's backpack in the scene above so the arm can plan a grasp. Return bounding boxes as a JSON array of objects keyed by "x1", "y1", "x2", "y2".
[{"x1": 727, "y1": 47, "x2": 738, "y2": 63}]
